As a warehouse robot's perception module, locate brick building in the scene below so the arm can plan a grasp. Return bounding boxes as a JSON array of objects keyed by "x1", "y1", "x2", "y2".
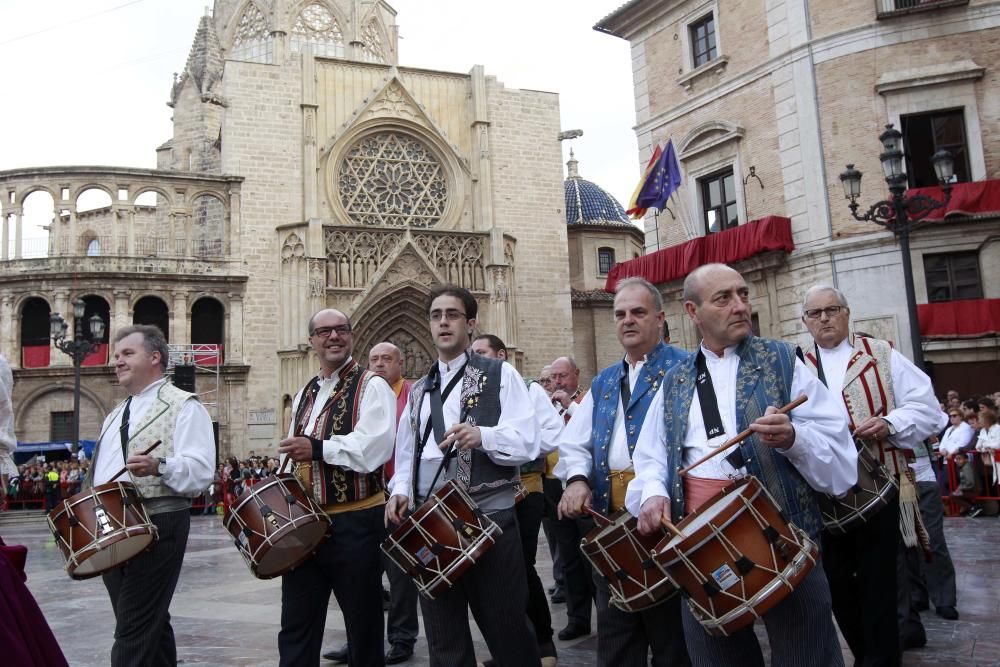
[{"x1": 596, "y1": 0, "x2": 1000, "y2": 396}]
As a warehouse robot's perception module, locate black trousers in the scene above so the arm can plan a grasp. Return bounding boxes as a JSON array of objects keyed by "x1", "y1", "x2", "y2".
[
  {"x1": 383, "y1": 524, "x2": 419, "y2": 649},
  {"x1": 102, "y1": 508, "x2": 190, "y2": 667},
  {"x1": 279, "y1": 505, "x2": 385, "y2": 667},
  {"x1": 543, "y1": 478, "x2": 593, "y2": 628},
  {"x1": 517, "y1": 490, "x2": 555, "y2": 649},
  {"x1": 822, "y1": 502, "x2": 901, "y2": 667},
  {"x1": 592, "y1": 558, "x2": 690, "y2": 667},
  {"x1": 419, "y1": 508, "x2": 540, "y2": 667}
]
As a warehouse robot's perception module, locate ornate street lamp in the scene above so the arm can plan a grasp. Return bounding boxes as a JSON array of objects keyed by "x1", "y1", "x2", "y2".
[
  {"x1": 51, "y1": 298, "x2": 106, "y2": 453},
  {"x1": 839, "y1": 124, "x2": 955, "y2": 371}
]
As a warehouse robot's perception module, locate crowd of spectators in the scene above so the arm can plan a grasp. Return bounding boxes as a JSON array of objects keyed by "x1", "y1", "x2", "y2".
[
  {"x1": 5, "y1": 458, "x2": 92, "y2": 510},
  {"x1": 934, "y1": 389, "x2": 1000, "y2": 516}
]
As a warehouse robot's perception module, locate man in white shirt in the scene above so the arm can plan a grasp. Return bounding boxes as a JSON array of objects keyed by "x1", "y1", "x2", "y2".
[
  {"x1": 89, "y1": 325, "x2": 215, "y2": 667},
  {"x1": 277, "y1": 308, "x2": 397, "y2": 667},
  {"x1": 386, "y1": 284, "x2": 540, "y2": 667},
  {"x1": 628, "y1": 265, "x2": 855, "y2": 667},
  {"x1": 801, "y1": 284, "x2": 947, "y2": 659}
]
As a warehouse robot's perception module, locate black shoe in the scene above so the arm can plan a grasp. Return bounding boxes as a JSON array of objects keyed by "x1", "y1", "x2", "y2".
[
  {"x1": 550, "y1": 589, "x2": 566, "y2": 604},
  {"x1": 936, "y1": 605, "x2": 959, "y2": 620},
  {"x1": 913, "y1": 598, "x2": 929, "y2": 612},
  {"x1": 558, "y1": 624, "x2": 591, "y2": 641},
  {"x1": 322, "y1": 643, "x2": 349, "y2": 663},
  {"x1": 385, "y1": 643, "x2": 413, "y2": 665},
  {"x1": 968, "y1": 506, "x2": 983, "y2": 518}
]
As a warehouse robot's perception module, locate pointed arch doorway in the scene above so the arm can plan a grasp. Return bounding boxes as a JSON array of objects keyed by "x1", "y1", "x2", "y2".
[{"x1": 352, "y1": 284, "x2": 435, "y2": 380}]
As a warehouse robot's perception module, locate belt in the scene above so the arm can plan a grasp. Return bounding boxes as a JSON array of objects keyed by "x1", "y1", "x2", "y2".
[{"x1": 608, "y1": 469, "x2": 634, "y2": 513}]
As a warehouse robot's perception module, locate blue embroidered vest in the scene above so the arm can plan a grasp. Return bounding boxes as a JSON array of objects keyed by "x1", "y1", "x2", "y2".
[
  {"x1": 660, "y1": 335, "x2": 823, "y2": 540},
  {"x1": 589, "y1": 341, "x2": 689, "y2": 515}
]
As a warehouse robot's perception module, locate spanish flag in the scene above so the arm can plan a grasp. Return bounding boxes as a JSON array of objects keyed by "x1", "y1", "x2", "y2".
[{"x1": 625, "y1": 143, "x2": 663, "y2": 219}]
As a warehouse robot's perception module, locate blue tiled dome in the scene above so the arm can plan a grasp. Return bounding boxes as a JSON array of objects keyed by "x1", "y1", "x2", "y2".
[{"x1": 564, "y1": 152, "x2": 632, "y2": 227}]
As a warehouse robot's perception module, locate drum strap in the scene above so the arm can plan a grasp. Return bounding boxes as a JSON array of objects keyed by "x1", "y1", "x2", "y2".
[
  {"x1": 414, "y1": 363, "x2": 466, "y2": 498},
  {"x1": 811, "y1": 347, "x2": 829, "y2": 388},
  {"x1": 694, "y1": 351, "x2": 726, "y2": 442}
]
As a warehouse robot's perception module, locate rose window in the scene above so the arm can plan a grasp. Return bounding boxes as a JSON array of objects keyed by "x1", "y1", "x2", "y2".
[{"x1": 338, "y1": 132, "x2": 448, "y2": 227}]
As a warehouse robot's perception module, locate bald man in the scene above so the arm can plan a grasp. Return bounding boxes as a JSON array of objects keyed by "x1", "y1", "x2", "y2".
[{"x1": 278, "y1": 309, "x2": 397, "y2": 667}]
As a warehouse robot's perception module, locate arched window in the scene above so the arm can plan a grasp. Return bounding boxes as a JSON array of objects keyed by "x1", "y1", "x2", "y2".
[
  {"x1": 360, "y1": 19, "x2": 386, "y2": 63},
  {"x1": 290, "y1": 2, "x2": 344, "y2": 58},
  {"x1": 192, "y1": 194, "x2": 225, "y2": 256},
  {"x1": 85, "y1": 236, "x2": 101, "y2": 256},
  {"x1": 191, "y1": 297, "x2": 225, "y2": 365},
  {"x1": 80, "y1": 295, "x2": 111, "y2": 365},
  {"x1": 230, "y1": 2, "x2": 273, "y2": 64},
  {"x1": 597, "y1": 247, "x2": 616, "y2": 276},
  {"x1": 20, "y1": 297, "x2": 51, "y2": 368},
  {"x1": 133, "y1": 296, "x2": 170, "y2": 341}
]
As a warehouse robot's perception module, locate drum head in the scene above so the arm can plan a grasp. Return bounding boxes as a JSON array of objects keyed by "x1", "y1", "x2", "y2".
[
  {"x1": 254, "y1": 520, "x2": 329, "y2": 578},
  {"x1": 71, "y1": 532, "x2": 156, "y2": 580}
]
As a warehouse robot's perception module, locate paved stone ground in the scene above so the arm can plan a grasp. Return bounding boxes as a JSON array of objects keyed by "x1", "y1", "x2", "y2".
[{"x1": 3, "y1": 511, "x2": 998, "y2": 666}]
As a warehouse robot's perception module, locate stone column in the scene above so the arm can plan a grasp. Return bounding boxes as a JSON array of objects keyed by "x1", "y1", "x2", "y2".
[
  {"x1": 171, "y1": 291, "x2": 189, "y2": 346},
  {"x1": 112, "y1": 289, "x2": 130, "y2": 337},
  {"x1": 126, "y1": 208, "x2": 136, "y2": 255},
  {"x1": 13, "y1": 211, "x2": 23, "y2": 259},
  {"x1": 228, "y1": 292, "x2": 243, "y2": 364},
  {"x1": 0, "y1": 292, "x2": 14, "y2": 364},
  {"x1": 1, "y1": 210, "x2": 8, "y2": 261},
  {"x1": 228, "y1": 188, "x2": 241, "y2": 258},
  {"x1": 470, "y1": 65, "x2": 495, "y2": 233}
]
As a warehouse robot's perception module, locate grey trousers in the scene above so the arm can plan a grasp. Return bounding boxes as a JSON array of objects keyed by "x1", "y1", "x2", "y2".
[
  {"x1": 102, "y1": 509, "x2": 190, "y2": 667},
  {"x1": 906, "y1": 480, "x2": 957, "y2": 609},
  {"x1": 418, "y1": 508, "x2": 541, "y2": 667},
  {"x1": 681, "y1": 557, "x2": 844, "y2": 667}
]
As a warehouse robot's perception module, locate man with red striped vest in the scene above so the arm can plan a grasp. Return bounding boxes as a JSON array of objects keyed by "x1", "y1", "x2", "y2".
[
  {"x1": 802, "y1": 285, "x2": 945, "y2": 664},
  {"x1": 278, "y1": 308, "x2": 397, "y2": 667}
]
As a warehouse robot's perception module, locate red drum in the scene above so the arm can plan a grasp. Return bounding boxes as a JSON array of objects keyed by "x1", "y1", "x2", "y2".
[
  {"x1": 581, "y1": 509, "x2": 679, "y2": 612},
  {"x1": 654, "y1": 476, "x2": 817, "y2": 636},
  {"x1": 224, "y1": 473, "x2": 331, "y2": 579},
  {"x1": 48, "y1": 482, "x2": 158, "y2": 580},
  {"x1": 381, "y1": 480, "x2": 501, "y2": 600},
  {"x1": 817, "y1": 444, "x2": 898, "y2": 535}
]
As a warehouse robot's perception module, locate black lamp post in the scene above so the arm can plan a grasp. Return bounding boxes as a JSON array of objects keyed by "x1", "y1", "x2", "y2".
[
  {"x1": 50, "y1": 299, "x2": 106, "y2": 453},
  {"x1": 838, "y1": 124, "x2": 955, "y2": 371}
]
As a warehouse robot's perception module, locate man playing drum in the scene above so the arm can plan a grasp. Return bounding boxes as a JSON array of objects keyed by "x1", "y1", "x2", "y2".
[
  {"x1": 88, "y1": 325, "x2": 215, "y2": 667},
  {"x1": 801, "y1": 285, "x2": 946, "y2": 662},
  {"x1": 557, "y1": 276, "x2": 690, "y2": 667},
  {"x1": 628, "y1": 265, "x2": 856, "y2": 667},
  {"x1": 277, "y1": 309, "x2": 397, "y2": 667},
  {"x1": 385, "y1": 284, "x2": 541, "y2": 667}
]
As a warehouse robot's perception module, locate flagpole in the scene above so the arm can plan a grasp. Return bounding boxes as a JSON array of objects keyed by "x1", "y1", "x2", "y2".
[{"x1": 653, "y1": 209, "x2": 660, "y2": 251}]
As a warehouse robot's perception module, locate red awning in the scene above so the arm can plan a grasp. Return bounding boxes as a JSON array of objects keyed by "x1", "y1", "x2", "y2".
[
  {"x1": 605, "y1": 215, "x2": 794, "y2": 291},
  {"x1": 906, "y1": 179, "x2": 1000, "y2": 220},
  {"x1": 81, "y1": 343, "x2": 108, "y2": 367},
  {"x1": 22, "y1": 346, "x2": 50, "y2": 368},
  {"x1": 918, "y1": 298, "x2": 1000, "y2": 338}
]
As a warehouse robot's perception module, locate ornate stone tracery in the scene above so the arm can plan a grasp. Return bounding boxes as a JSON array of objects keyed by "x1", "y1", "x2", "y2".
[
  {"x1": 290, "y1": 2, "x2": 344, "y2": 58},
  {"x1": 360, "y1": 20, "x2": 386, "y2": 63},
  {"x1": 338, "y1": 131, "x2": 448, "y2": 228},
  {"x1": 230, "y1": 3, "x2": 271, "y2": 64}
]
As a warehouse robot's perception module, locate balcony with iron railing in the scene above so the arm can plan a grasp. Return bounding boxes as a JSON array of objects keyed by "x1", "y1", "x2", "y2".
[{"x1": 876, "y1": 0, "x2": 968, "y2": 18}]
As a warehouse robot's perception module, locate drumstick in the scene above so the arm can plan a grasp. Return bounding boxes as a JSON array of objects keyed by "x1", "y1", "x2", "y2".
[
  {"x1": 678, "y1": 395, "x2": 808, "y2": 477},
  {"x1": 277, "y1": 429, "x2": 305, "y2": 475},
  {"x1": 583, "y1": 505, "x2": 612, "y2": 527},
  {"x1": 659, "y1": 517, "x2": 686, "y2": 540},
  {"x1": 111, "y1": 440, "x2": 162, "y2": 480}
]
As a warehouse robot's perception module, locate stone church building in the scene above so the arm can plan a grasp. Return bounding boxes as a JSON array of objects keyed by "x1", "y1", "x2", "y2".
[{"x1": 0, "y1": 0, "x2": 639, "y2": 458}]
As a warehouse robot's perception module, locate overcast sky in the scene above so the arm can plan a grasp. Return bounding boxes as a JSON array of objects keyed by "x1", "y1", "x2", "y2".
[{"x1": 1, "y1": 0, "x2": 640, "y2": 223}]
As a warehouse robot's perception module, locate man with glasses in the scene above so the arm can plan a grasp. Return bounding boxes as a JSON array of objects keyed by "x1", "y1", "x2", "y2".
[
  {"x1": 386, "y1": 284, "x2": 541, "y2": 667},
  {"x1": 801, "y1": 285, "x2": 945, "y2": 662},
  {"x1": 277, "y1": 309, "x2": 397, "y2": 667}
]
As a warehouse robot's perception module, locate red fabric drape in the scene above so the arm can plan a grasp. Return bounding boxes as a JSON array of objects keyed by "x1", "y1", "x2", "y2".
[
  {"x1": 193, "y1": 345, "x2": 224, "y2": 366},
  {"x1": 605, "y1": 215, "x2": 794, "y2": 291},
  {"x1": 918, "y1": 298, "x2": 1000, "y2": 338},
  {"x1": 21, "y1": 346, "x2": 50, "y2": 368},
  {"x1": 81, "y1": 343, "x2": 108, "y2": 366},
  {"x1": 907, "y1": 180, "x2": 1000, "y2": 220}
]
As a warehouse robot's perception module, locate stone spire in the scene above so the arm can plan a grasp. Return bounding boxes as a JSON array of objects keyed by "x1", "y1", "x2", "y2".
[
  {"x1": 566, "y1": 148, "x2": 580, "y2": 179},
  {"x1": 169, "y1": 12, "x2": 226, "y2": 108}
]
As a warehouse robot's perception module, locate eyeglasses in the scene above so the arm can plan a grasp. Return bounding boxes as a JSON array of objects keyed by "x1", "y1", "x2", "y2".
[
  {"x1": 804, "y1": 305, "x2": 845, "y2": 320},
  {"x1": 949, "y1": 413, "x2": 962, "y2": 418},
  {"x1": 430, "y1": 309, "x2": 467, "y2": 323},
  {"x1": 310, "y1": 325, "x2": 352, "y2": 338}
]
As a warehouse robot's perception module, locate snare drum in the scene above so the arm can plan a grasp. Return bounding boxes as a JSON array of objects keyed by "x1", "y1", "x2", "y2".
[
  {"x1": 381, "y1": 480, "x2": 501, "y2": 600},
  {"x1": 48, "y1": 482, "x2": 158, "y2": 580},
  {"x1": 224, "y1": 473, "x2": 331, "y2": 579},
  {"x1": 817, "y1": 444, "x2": 898, "y2": 535},
  {"x1": 654, "y1": 476, "x2": 817, "y2": 636},
  {"x1": 581, "y1": 509, "x2": 679, "y2": 612}
]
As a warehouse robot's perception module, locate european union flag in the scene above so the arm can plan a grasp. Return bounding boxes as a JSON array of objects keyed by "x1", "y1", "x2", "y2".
[{"x1": 635, "y1": 139, "x2": 682, "y2": 211}]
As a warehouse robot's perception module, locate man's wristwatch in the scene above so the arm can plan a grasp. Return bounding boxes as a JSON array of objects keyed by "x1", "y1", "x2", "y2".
[
  {"x1": 881, "y1": 418, "x2": 897, "y2": 438},
  {"x1": 155, "y1": 458, "x2": 167, "y2": 477}
]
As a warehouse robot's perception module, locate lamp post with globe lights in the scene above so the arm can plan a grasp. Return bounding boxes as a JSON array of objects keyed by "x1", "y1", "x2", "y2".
[{"x1": 50, "y1": 298, "x2": 106, "y2": 454}]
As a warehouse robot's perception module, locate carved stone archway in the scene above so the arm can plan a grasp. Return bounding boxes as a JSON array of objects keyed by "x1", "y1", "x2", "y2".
[{"x1": 352, "y1": 283, "x2": 435, "y2": 379}]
